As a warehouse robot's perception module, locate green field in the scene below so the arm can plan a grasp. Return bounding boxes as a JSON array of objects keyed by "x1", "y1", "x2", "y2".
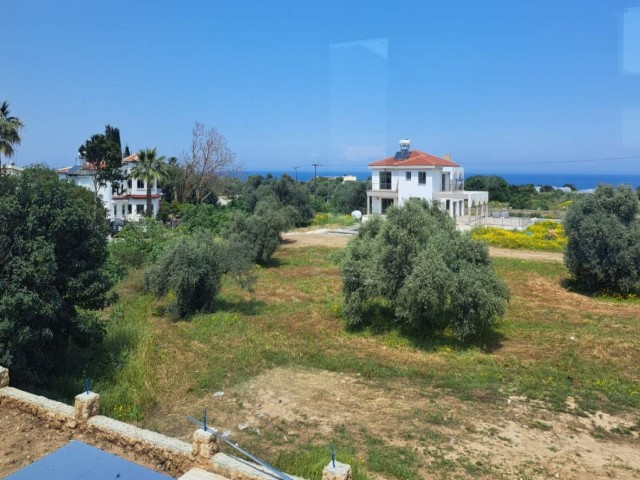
[{"x1": 48, "y1": 243, "x2": 640, "y2": 479}]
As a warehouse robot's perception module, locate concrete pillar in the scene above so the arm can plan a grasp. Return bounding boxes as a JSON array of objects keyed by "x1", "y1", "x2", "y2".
[
  {"x1": 192, "y1": 429, "x2": 219, "y2": 459},
  {"x1": 323, "y1": 461, "x2": 352, "y2": 480},
  {"x1": 74, "y1": 391, "x2": 100, "y2": 422},
  {"x1": 0, "y1": 366, "x2": 9, "y2": 387}
]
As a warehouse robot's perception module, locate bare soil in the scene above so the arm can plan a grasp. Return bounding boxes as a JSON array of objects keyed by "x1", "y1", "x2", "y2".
[{"x1": 0, "y1": 406, "x2": 184, "y2": 478}]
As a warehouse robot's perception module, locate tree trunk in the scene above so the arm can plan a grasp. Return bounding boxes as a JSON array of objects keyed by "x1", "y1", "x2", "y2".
[{"x1": 146, "y1": 180, "x2": 152, "y2": 217}]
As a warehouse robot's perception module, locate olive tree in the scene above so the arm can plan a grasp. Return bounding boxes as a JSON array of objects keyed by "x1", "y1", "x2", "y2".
[
  {"x1": 564, "y1": 184, "x2": 640, "y2": 294},
  {"x1": 341, "y1": 200, "x2": 509, "y2": 339}
]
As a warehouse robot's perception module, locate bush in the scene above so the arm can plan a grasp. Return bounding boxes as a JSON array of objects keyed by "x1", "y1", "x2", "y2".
[
  {"x1": 341, "y1": 200, "x2": 509, "y2": 339},
  {"x1": 176, "y1": 203, "x2": 234, "y2": 234},
  {"x1": 144, "y1": 234, "x2": 254, "y2": 318},
  {"x1": 564, "y1": 185, "x2": 640, "y2": 294},
  {"x1": 109, "y1": 218, "x2": 175, "y2": 268},
  {"x1": 0, "y1": 167, "x2": 111, "y2": 383},
  {"x1": 226, "y1": 199, "x2": 293, "y2": 264}
]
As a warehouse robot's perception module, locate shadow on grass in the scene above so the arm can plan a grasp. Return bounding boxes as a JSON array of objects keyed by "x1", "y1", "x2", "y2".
[
  {"x1": 214, "y1": 297, "x2": 266, "y2": 316},
  {"x1": 560, "y1": 277, "x2": 640, "y2": 302},
  {"x1": 346, "y1": 303, "x2": 505, "y2": 353}
]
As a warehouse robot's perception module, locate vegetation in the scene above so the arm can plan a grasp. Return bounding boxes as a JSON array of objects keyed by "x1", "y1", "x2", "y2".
[
  {"x1": 143, "y1": 234, "x2": 254, "y2": 319},
  {"x1": 0, "y1": 101, "x2": 24, "y2": 173},
  {"x1": 226, "y1": 199, "x2": 292, "y2": 265},
  {"x1": 0, "y1": 167, "x2": 112, "y2": 384},
  {"x1": 130, "y1": 148, "x2": 168, "y2": 217},
  {"x1": 471, "y1": 220, "x2": 567, "y2": 252},
  {"x1": 78, "y1": 125, "x2": 126, "y2": 210},
  {"x1": 465, "y1": 174, "x2": 577, "y2": 210},
  {"x1": 41, "y1": 242, "x2": 640, "y2": 479},
  {"x1": 564, "y1": 184, "x2": 640, "y2": 294},
  {"x1": 341, "y1": 200, "x2": 509, "y2": 339}
]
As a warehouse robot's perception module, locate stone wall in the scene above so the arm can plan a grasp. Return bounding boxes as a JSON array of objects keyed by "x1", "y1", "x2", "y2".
[{"x1": 0, "y1": 366, "x2": 351, "y2": 480}]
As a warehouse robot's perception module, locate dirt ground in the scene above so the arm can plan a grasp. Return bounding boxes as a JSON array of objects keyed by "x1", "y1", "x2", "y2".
[
  {"x1": 155, "y1": 366, "x2": 639, "y2": 480},
  {"x1": 0, "y1": 406, "x2": 187, "y2": 479},
  {"x1": 282, "y1": 230, "x2": 564, "y2": 262}
]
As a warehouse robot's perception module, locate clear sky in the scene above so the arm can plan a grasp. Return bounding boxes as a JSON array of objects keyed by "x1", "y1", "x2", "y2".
[{"x1": 3, "y1": 0, "x2": 640, "y2": 174}]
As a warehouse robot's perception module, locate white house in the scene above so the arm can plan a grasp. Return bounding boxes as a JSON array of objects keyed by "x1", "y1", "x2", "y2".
[
  {"x1": 366, "y1": 140, "x2": 489, "y2": 219},
  {"x1": 58, "y1": 153, "x2": 161, "y2": 220}
]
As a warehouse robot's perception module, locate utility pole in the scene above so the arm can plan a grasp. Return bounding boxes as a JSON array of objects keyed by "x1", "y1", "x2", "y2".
[
  {"x1": 293, "y1": 166, "x2": 300, "y2": 181},
  {"x1": 311, "y1": 162, "x2": 321, "y2": 182}
]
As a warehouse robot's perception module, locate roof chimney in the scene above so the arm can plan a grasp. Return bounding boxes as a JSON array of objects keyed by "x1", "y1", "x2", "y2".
[{"x1": 443, "y1": 153, "x2": 452, "y2": 162}]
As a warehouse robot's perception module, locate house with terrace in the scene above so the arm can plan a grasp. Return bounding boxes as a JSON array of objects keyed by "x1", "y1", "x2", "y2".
[
  {"x1": 366, "y1": 140, "x2": 489, "y2": 221},
  {"x1": 58, "y1": 153, "x2": 161, "y2": 220}
]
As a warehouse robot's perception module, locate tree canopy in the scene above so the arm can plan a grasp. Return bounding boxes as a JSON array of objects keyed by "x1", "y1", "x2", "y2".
[
  {"x1": 0, "y1": 167, "x2": 112, "y2": 383},
  {"x1": 341, "y1": 200, "x2": 509, "y2": 339},
  {"x1": 130, "y1": 148, "x2": 167, "y2": 217},
  {"x1": 0, "y1": 101, "x2": 24, "y2": 173},
  {"x1": 78, "y1": 126, "x2": 125, "y2": 209},
  {"x1": 564, "y1": 184, "x2": 640, "y2": 294}
]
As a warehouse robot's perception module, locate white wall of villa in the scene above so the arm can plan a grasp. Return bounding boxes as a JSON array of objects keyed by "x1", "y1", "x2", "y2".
[
  {"x1": 58, "y1": 156, "x2": 161, "y2": 221},
  {"x1": 366, "y1": 141, "x2": 488, "y2": 219}
]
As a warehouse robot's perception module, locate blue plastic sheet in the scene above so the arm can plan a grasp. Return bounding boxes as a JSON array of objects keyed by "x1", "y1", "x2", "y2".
[{"x1": 5, "y1": 440, "x2": 172, "y2": 480}]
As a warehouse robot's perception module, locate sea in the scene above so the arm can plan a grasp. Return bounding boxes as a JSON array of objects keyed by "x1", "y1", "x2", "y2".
[{"x1": 242, "y1": 170, "x2": 640, "y2": 191}]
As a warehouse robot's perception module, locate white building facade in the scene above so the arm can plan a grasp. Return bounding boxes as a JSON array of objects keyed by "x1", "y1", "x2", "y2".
[
  {"x1": 58, "y1": 154, "x2": 161, "y2": 220},
  {"x1": 366, "y1": 140, "x2": 488, "y2": 219}
]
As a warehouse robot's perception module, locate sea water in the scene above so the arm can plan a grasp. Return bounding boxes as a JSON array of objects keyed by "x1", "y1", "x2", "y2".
[{"x1": 242, "y1": 170, "x2": 640, "y2": 190}]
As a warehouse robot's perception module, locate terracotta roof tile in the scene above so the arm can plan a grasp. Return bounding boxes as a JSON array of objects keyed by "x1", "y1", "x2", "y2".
[{"x1": 368, "y1": 150, "x2": 459, "y2": 168}]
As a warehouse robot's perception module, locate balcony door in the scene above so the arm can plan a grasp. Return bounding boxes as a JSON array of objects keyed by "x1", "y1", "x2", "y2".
[{"x1": 379, "y1": 171, "x2": 392, "y2": 190}]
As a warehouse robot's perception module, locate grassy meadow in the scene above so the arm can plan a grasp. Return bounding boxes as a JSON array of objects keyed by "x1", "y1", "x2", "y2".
[{"x1": 48, "y1": 241, "x2": 640, "y2": 479}]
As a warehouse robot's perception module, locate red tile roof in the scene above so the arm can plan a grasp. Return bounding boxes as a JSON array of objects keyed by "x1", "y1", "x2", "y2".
[
  {"x1": 123, "y1": 154, "x2": 139, "y2": 163},
  {"x1": 368, "y1": 150, "x2": 459, "y2": 168}
]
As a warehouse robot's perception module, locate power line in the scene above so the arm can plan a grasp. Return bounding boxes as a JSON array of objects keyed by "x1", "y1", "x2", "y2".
[
  {"x1": 311, "y1": 162, "x2": 321, "y2": 181},
  {"x1": 304, "y1": 155, "x2": 640, "y2": 168}
]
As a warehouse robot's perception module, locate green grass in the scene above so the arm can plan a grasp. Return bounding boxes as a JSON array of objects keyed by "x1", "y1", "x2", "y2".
[
  {"x1": 310, "y1": 213, "x2": 358, "y2": 228},
  {"x1": 45, "y1": 243, "x2": 640, "y2": 478}
]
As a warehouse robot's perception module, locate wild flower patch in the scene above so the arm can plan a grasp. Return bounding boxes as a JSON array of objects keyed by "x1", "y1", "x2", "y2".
[{"x1": 471, "y1": 220, "x2": 567, "y2": 252}]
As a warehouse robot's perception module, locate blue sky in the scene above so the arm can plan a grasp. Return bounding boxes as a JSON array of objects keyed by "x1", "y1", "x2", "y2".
[{"x1": 3, "y1": 0, "x2": 640, "y2": 174}]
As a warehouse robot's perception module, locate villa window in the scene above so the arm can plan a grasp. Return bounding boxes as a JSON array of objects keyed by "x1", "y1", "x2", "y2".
[
  {"x1": 113, "y1": 206, "x2": 117, "y2": 217},
  {"x1": 127, "y1": 179, "x2": 132, "y2": 190},
  {"x1": 381, "y1": 198, "x2": 394, "y2": 213},
  {"x1": 127, "y1": 204, "x2": 132, "y2": 214},
  {"x1": 136, "y1": 204, "x2": 144, "y2": 215},
  {"x1": 418, "y1": 172, "x2": 426, "y2": 185},
  {"x1": 405, "y1": 171, "x2": 411, "y2": 181},
  {"x1": 379, "y1": 171, "x2": 392, "y2": 190},
  {"x1": 137, "y1": 179, "x2": 145, "y2": 189}
]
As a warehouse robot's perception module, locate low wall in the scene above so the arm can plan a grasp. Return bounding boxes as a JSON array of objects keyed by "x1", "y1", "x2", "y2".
[{"x1": 0, "y1": 366, "x2": 351, "y2": 480}]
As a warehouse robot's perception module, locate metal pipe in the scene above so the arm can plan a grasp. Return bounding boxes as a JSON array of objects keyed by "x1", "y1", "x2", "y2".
[{"x1": 187, "y1": 415, "x2": 294, "y2": 480}]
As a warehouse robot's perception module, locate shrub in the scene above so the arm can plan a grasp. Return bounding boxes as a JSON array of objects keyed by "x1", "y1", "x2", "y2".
[
  {"x1": 564, "y1": 185, "x2": 640, "y2": 294},
  {"x1": 341, "y1": 200, "x2": 509, "y2": 339},
  {"x1": 226, "y1": 199, "x2": 293, "y2": 265},
  {"x1": 176, "y1": 203, "x2": 234, "y2": 234},
  {"x1": 109, "y1": 218, "x2": 175, "y2": 267},
  {"x1": 144, "y1": 234, "x2": 254, "y2": 318}
]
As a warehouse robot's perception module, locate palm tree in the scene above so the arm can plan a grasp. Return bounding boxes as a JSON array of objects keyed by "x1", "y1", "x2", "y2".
[
  {"x1": 0, "y1": 102, "x2": 24, "y2": 174},
  {"x1": 130, "y1": 148, "x2": 168, "y2": 217}
]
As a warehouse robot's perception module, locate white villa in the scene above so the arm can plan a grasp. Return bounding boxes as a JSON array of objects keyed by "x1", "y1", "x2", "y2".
[
  {"x1": 58, "y1": 153, "x2": 161, "y2": 220},
  {"x1": 366, "y1": 140, "x2": 489, "y2": 220}
]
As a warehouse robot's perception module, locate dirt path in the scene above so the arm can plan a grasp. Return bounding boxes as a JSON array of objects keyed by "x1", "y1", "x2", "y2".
[{"x1": 283, "y1": 230, "x2": 564, "y2": 262}]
